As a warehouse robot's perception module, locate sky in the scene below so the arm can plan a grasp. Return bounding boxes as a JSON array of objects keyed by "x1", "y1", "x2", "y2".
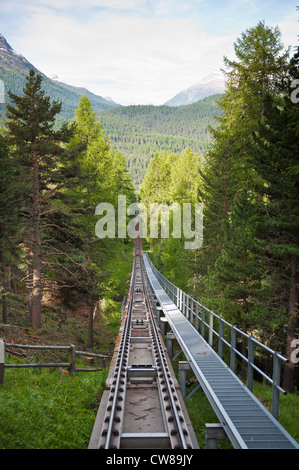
[{"x1": 0, "y1": 0, "x2": 298, "y2": 105}]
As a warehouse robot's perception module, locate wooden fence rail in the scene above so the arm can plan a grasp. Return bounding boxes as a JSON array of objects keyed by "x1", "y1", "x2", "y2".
[{"x1": 0, "y1": 339, "x2": 110, "y2": 384}]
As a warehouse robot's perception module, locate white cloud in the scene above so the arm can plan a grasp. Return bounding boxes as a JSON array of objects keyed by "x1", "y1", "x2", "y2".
[
  {"x1": 3, "y1": 0, "x2": 296, "y2": 105},
  {"x1": 278, "y1": 18, "x2": 299, "y2": 50},
  {"x1": 11, "y1": 8, "x2": 236, "y2": 104},
  {"x1": 1, "y1": 0, "x2": 147, "y2": 12}
]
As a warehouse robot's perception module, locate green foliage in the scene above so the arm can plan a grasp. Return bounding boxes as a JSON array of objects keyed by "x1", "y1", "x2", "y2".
[
  {"x1": 140, "y1": 147, "x2": 202, "y2": 291},
  {"x1": 0, "y1": 366, "x2": 108, "y2": 449},
  {"x1": 98, "y1": 95, "x2": 222, "y2": 187},
  {"x1": 192, "y1": 21, "x2": 295, "y2": 342},
  {"x1": 213, "y1": 189, "x2": 265, "y2": 328},
  {"x1": 1, "y1": 73, "x2": 135, "y2": 328},
  {"x1": 222, "y1": 21, "x2": 289, "y2": 123},
  {"x1": 0, "y1": 66, "x2": 118, "y2": 124}
]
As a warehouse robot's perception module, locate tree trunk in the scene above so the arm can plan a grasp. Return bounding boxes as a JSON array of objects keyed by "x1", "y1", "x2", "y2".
[
  {"x1": 27, "y1": 255, "x2": 33, "y2": 322},
  {"x1": 87, "y1": 230, "x2": 94, "y2": 348},
  {"x1": 1, "y1": 251, "x2": 7, "y2": 323},
  {"x1": 7, "y1": 266, "x2": 11, "y2": 291},
  {"x1": 12, "y1": 265, "x2": 17, "y2": 294},
  {"x1": 31, "y1": 150, "x2": 42, "y2": 329},
  {"x1": 283, "y1": 256, "x2": 298, "y2": 393},
  {"x1": 88, "y1": 304, "x2": 94, "y2": 348}
]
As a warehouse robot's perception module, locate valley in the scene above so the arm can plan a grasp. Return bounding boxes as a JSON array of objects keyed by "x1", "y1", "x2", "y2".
[{"x1": 0, "y1": 33, "x2": 223, "y2": 187}]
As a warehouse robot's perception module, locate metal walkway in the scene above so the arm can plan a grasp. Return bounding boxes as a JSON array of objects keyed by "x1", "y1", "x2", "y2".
[{"x1": 143, "y1": 254, "x2": 299, "y2": 450}]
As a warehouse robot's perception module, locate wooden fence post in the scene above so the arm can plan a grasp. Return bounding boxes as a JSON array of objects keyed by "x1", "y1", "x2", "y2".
[
  {"x1": 70, "y1": 344, "x2": 76, "y2": 376},
  {"x1": 0, "y1": 339, "x2": 5, "y2": 384}
]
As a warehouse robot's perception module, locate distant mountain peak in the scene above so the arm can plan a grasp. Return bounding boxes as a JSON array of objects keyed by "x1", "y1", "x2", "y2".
[
  {"x1": 164, "y1": 69, "x2": 226, "y2": 107},
  {"x1": 0, "y1": 33, "x2": 120, "y2": 120},
  {"x1": 0, "y1": 33, "x2": 14, "y2": 52},
  {"x1": 0, "y1": 33, "x2": 40, "y2": 73}
]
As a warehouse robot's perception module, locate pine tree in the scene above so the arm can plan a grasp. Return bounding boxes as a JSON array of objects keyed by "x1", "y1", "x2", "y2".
[
  {"x1": 214, "y1": 189, "x2": 263, "y2": 328},
  {"x1": 192, "y1": 21, "x2": 290, "y2": 307},
  {"x1": 66, "y1": 95, "x2": 135, "y2": 346},
  {"x1": 251, "y1": 51, "x2": 299, "y2": 392},
  {"x1": 170, "y1": 147, "x2": 202, "y2": 204},
  {"x1": 5, "y1": 70, "x2": 69, "y2": 328},
  {"x1": 223, "y1": 21, "x2": 289, "y2": 122},
  {"x1": 0, "y1": 133, "x2": 22, "y2": 322},
  {"x1": 139, "y1": 150, "x2": 176, "y2": 205}
]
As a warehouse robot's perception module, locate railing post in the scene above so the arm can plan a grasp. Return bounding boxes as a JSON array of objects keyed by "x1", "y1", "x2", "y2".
[
  {"x1": 230, "y1": 325, "x2": 237, "y2": 373},
  {"x1": 247, "y1": 336, "x2": 254, "y2": 392},
  {"x1": 177, "y1": 286, "x2": 180, "y2": 308},
  {"x1": 0, "y1": 339, "x2": 5, "y2": 385},
  {"x1": 218, "y1": 317, "x2": 224, "y2": 359},
  {"x1": 272, "y1": 351, "x2": 281, "y2": 420},
  {"x1": 70, "y1": 344, "x2": 76, "y2": 376},
  {"x1": 208, "y1": 312, "x2": 213, "y2": 346},
  {"x1": 195, "y1": 302, "x2": 199, "y2": 331},
  {"x1": 169, "y1": 282, "x2": 172, "y2": 301},
  {"x1": 201, "y1": 306, "x2": 205, "y2": 338},
  {"x1": 190, "y1": 298, "x2": 194, "y2": 325},
  {"x1": 186, "y1": 295, "x2": 189, "y2": 320}
]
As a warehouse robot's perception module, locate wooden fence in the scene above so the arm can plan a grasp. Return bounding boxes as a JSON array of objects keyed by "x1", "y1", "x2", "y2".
[{"x1": 0, "y1": 339, "x2": 110, "y2": 384}]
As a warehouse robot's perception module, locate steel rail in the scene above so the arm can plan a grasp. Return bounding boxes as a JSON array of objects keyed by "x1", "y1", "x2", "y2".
[
  {"x1": 102, "y1": 247, "x2": 137, "y2": 449},
  {"x1": 139, "y1": 253, "x2": 189, "y2": 449},
  {"x1": 98, "y1": 235, "x2": 193, "y2": 449}
]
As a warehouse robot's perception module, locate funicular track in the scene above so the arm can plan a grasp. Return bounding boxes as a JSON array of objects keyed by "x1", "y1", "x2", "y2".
[{"x1": 89, "y1": 234, "x2": 197, "y2": 450}]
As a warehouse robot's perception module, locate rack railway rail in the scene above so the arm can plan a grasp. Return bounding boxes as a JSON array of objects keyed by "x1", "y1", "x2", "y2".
[{"x1": 89, "y1": 234, "x2": 197, "y2": 450}]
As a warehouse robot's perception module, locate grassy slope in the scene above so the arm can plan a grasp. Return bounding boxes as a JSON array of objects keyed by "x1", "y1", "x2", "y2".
[{"x1": 0, "y1": 240, "x2": 134, "y2": 449}]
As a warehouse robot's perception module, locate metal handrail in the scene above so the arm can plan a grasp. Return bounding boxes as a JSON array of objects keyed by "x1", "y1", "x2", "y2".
[{"x1": 146, "y1": 253, "x2": 287, "y2": 420}]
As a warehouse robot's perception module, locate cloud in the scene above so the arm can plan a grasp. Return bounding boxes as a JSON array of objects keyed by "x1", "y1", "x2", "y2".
[
  {"x1": 278, "y1": 18, "x2": 299, "y2": 49},
  {"x1": 0, "y1": 0, "x2": 147, "y2": 12},
  {"x1": 10, "y1": 7, "x2": 236, "y2": 104},
  {"x1": 3, "y1": 0, "x2": 296, "y2": 105}
]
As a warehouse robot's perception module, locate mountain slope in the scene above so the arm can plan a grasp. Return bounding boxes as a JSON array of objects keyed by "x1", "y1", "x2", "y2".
[
  {"x1": 0, "y1": 33, "x2": 40, "y2": 73},
  {"x1": 164, "y1": 70, "x2": 226, "y2": 106},
  {"x1": 98, "y1": 94, "x2": 222, "y2": 187},
  {"x1": 0, "y1": 33, "x2": 222, "y2": 188},
  {"x1": 0, "y1": 33, "x2": 119, "y2": 122}
]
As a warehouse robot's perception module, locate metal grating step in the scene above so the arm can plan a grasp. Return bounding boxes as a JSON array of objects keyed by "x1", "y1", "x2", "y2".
[
  {"x1": 246, "y1": 441, "x2": 295, "y2": 449},
  {"x1": 121, "y1": 432, "x2": 171, "y2": 449}
]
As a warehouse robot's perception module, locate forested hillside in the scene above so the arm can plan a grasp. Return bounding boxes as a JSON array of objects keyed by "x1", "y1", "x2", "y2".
[
  {"x1": 98, "y1": 95, "x2": 222, "y2": 187},
  {"x1": 0, "y1": 71, "x2": 135, "y2": 343},
  {"x1": 0, "y1": 67, "x2": 119, "y2": 123},
  {"x1": 0, "y1": 34, "x2": 223, "y2": 189},
  {"x1": 0, "y1": 33, "x2": 119, "y2": 124},
  {"x1": 140, "y1": 21, "x2": 299, "y2": 393}
]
